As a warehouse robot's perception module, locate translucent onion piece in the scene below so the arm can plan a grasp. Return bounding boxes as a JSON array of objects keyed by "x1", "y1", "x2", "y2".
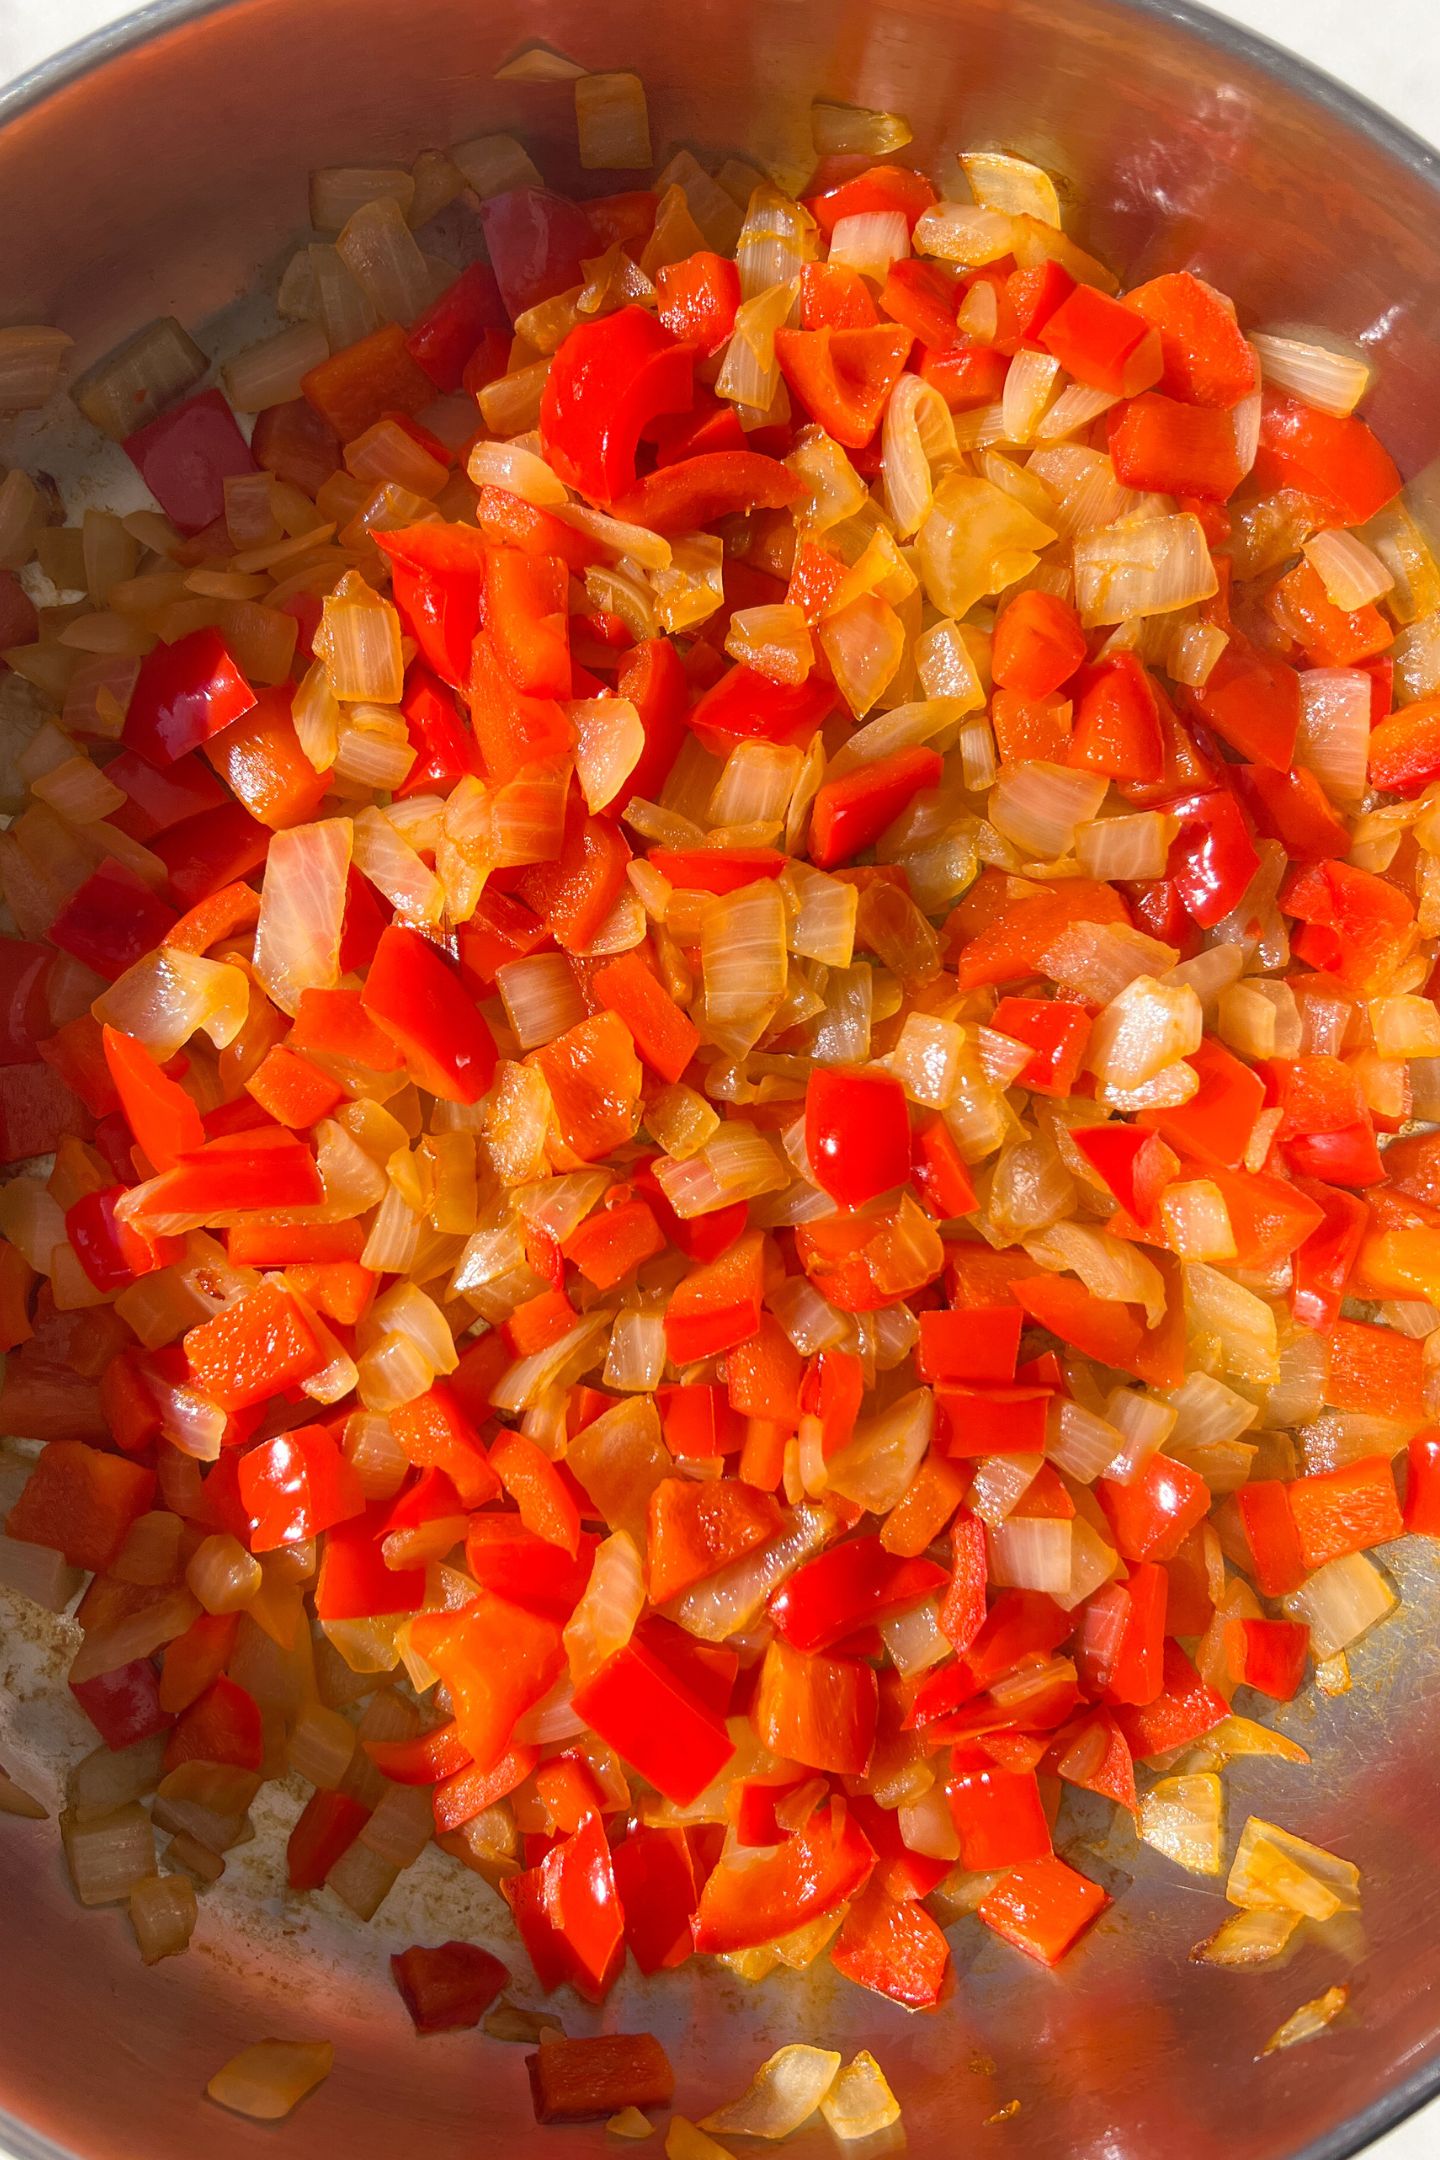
[
  {"x1": 1073, "y1": 513, "x2": 1218, "y2": 626},
  {"x1": 1002, "y1": 349, "x2": 1062, "y2": 444},
  {"x1": 1296, "y1": 668, "x2": 1371, "y2": 803},
  {"x1": 1252, "y1": 331, "x2": 1370, "y2": 417},
  {"x1": 819, "y1": 595, "x2": 906, "y2": 718},
  {"x1": 1028, "y1": 1220, "x2": 1165, "y2": 1325},
  {"x1": 724, "y1": 606, "x2": 815, "y2": 687},
  {"x1": 574, "y1": 697, "x2": 644, "y2": 812},
  {"x1": 654, "y1": 1123, "x2": 789, "y2": 1217},
  {"x1": 826, "y1": 1389, "x2": 934, "y2": 1512},
  {"x1": 960, "y1": 149, "x2": 1062, "y2": 226},
  {"x1": 495, "y1": 42, "x2": 585, "y2": 79},
  {"x1": 497, "y1": 952, "x2": 586, "y2": 1049},
  {"x1": 467, "y1": 439, "x2": 568, "y2": 505},
  {"x1": 207, "y1": 2040, "x2": 334, "y2": 2121},
  {"x1": 882, "y1": 373, "x2": 957, "y2": 540},
  {"x1": 819, "y1": 2052, "x2": 902, "y2": 2142},
  {"x1": 699, "y1": 2046, "x2": 842, "y2": 2140},
  {"x1": 94, "y1": 948, "x2": 249, "y2": 1061},
  {"x1": 918, "y1": 473, "x2": 1056, "y2": 617},
  {"x1": 673, "y1": 1504, "x2": 832, "y2": 1639},
  {"x1": 701, "y1": 878, "x2": 788, "y2": 1029},
  {"x1": 1139, "y1": 1772, "x2": 1224, "y2": 1874},
  {"x1": 1263, "y1": 1986, "x2": 1350, "y2": 2056},
  {"x1": 828, "y1": 211, "x2": 910, "y2": 285},
  {"x1": 987, "y1": 1514, "x2": 1073, "y2": 1592},
  {"x1": 1282, "y1": 1551, "x2": 1396, "y2": 1659},
  {"x1": 913, "y1": 203, "x2": 1018, "y2": 266},
  {"x1": 991, "y1": 761, "x2": 1107, "y2": 859},
  {"x1": 1304, "y1": 527, "x2": 1394, "y2": 610},
  {"x1": 717, "y1": 282, "x2": 798, "y2": 409},
  {"x1": 130, "y1": 1871, "x2": 198, "y2": 1964},
  {"x1": 450, "y1": 133, "x2": 542, "y2": 196},
  {"x1": 564, "y1": 1529, "x2": 645, "y2": 1683},
  {"x1": 224, "y1": 323, "x2": 330, "y2": 412},
  {"x1": 575, "y1": 72, "x2": 652, "y2": 170},
  {"x1": 63, "y1": 1804, "x2": 156, "y2": 1907},
  {"x1": 0, "y1": 325, "x2": 74, "y2": 411},
  {"x1": 70, "y1": 317, "x2": 207, "y2": 440},
  {"x1": 736, "y1": 187, "x2": 815, "y2": 304},
  {"x1": 1087, "y1": 976, "x2": 1203, "y2": 1091},
  {"x1": 1076, "y1": 810, "x2": 1172, "y2": 881},
  {"x1": 254, "y1": 817, "x2": 352, "y2": 1017},
  {"x1": 1227, "y1": 1817, "x2": 1361, "y2": 1921},
  {"x1": 316, "y1": 571, "x2": 404, "y2": 703},
  {"x1": 812, "y1": 101, "x2": 912, "y2": 154},
  {"x1": 1192, "y1": 1908, "x2": 1300, "y2": 1968},
  {"x1": 186, "y1": 1533, "x2": 262, "y2": 1615},
  {"x1": 604, "y1": 1309, "x2": 667, "y2": 1392}
]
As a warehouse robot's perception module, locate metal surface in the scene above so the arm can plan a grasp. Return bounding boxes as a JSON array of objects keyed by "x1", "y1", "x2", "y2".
[{"x1": 2, "y1": 1, "x2": 1440, "y2": 2155}]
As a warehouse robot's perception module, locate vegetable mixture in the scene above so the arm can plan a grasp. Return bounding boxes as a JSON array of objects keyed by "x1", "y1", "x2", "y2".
[{"x1": 0, "y1": 54, "x2": 1437, "y2": 2137}]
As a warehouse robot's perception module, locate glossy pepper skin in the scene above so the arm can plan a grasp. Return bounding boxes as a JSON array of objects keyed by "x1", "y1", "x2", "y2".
[
  {"x1": 805, "y1": 1067, "x2": 912, "y2": 1207},
  {"x1": 361, "y1": 924, "x2": 498, "y2": 1104},
  {"x1": 539, "y1": 307, "x2": 695, "y2": 503}
]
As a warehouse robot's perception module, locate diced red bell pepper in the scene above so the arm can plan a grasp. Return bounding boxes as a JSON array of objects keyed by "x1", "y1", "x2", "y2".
[
  {"x1": 947, "y1": 1755, "x2": 1054, "y2": 1870},
  {"x1": 992, "y1": 591, "x2": 1087, "y2": 698},
  {"x1": 805, "y1": 1066, "x2": 912, "y2": 1207},
  {"x1": 1039, "y1": 286, "x2": 1161, "y2": 396},
  {"x1": 977, "y1": 1854, "x2": 1109, "y2": 1966},
  {"x1": 124, "y1": 628, "x2": 258, "y2": 769},
  {"x1": 831, "y1": 1882, "x2": 951, "y2": 2009},
  {"x1": 405, "y1": 261, "x2": 507, "y2": 391},
  {"x1": 162, "y1": 1673, "x2": 263, "y2": 1774},
  {"x1": 799, "y1": 259, "x2": 880, "y2": 330},
  {"x1": 1266, "y1": 557, "x2": 1392, "y2": 667},
  {"x1": 687, "y1": 664, "x2": 835, "y2": 755},
  {"x1": 124, "y1": 388, "x2": 256, "y2": 535},
  {"x1": 990, "y1": 996, "x2": 1092, "y2": 1097},
  {"x1": 1226, "y1": 1617, "x2": 1310, "y2": 1702},
  {"x1": 360, "y1": 923, "x2": 497, "y2": 1104},
  {"x1": 1234, "y1": 763, "x2": 1350, "y2": 863},
  {"x1": 540, "y1": 306, "x2": 694, "y2": 504},
  {"x1": 0, "y1": 940, "x2": 51, "y2": 1066},
  {"x1": 1252, "y1": 390, "x2": 1401, "y2": 525},
  {"x1": 663, "y1": 1229, "x2": 765, "y2": 1363},
  {"x1": 917, "y1": 1306, "x2": 1023, "y2": 1384},
  {"x1": 1097, "y1": 1456, "x2": 1210, "y2": 1565},
  {"x1": 611, "y1": 1825, "x2": 697, "y2": 1974},
  {"x1": 912, "y1": 1116, "x2": 978, "y2": 1220},
  {"x1": 951, "y1": 874, "x2": 1128, "y2": 990},
  {"x1": 655, "y1": 251, "x2": 742, "y2": 353},
  {"x1": 611, "y1": 638, "x2": 688, "y2": 811},
  {"x1": 1137, "y1": 1038, "x2": 1264, "y2": 1173},
  {"x1": 880, "y1": 257, "x2": 959, "y2": 346},
  {"x1": 1124, "y1": 271, "x2": 1258, "y2": 407},
  {"x1": 478, "y1": 187, "x2": 598, "y2": 321},
  {"x1": 773, "y1": 324, "x2": 912, "y2": 448},
  {"x1": 609, "y1": 450, "x2": 802, "y2": 535},
  {"x1": 1108, "y1": 393, "x2": 1245, "y2": 499},
  {"x1": 287, "y1": 1789, "x2": 369, "y2": 1892},
  {"x1": 183, "y1": 1277, "x2": 325, "y2": 1412},
  {"x1": 1114, "y1": 1639, "x2": 1228, "y2": 1760},
  {"x1": 1067, "y1": 653, "x2": 1163, "y2": 782},
  {"x1": 1163, "y1": 789, "x2": 1261, "y2": 929},
  {"x1": 573, "y1": 1638, "x2": 735, "y2": 1807},
  {"x1": 70, "y1": 1658, "x2": 172, "y2": 1750},
  {"x1": 5, "y1": 1439, "x2": 155, "y2": 1572},
  {"x1": 808, "y1": 745, "x2": 943, "y2": 869},
  {"x1": 591, "y1": 950, "x2": 699, "y2": 1086},
  {"x1": 1403, "y1": 1431, "x2": 1440, "y2": 1536},
  {"x1": 238, "y1": 1425, "x2": 365, "y2": 1551},
  {"x1": 647, "y1": 846, "x2": 786, "y2": 894},
  {"x1": 1004, "y1": 259, "x2": 1079, "y2": 346},
  {"x1": 1288, "y1": 1454, "x2": 1404, "y2": 1571},
  {"x1": 562, "y1": 1195, "x2": 666, "y2": 1293},
  {"x1": 937, "y1": 1382, "x2": 1050, "y2": 1456},
  {"x1": 534, "y1": 1810, "x2": 624, "y2": 2003},
  {"x1": 374, "y1": 523, "x2": 489, "y2": 689},
  {"x1": 153, "y1": 800, "x2": 271, "y2": 909},
  {"x1": 516, "y1": 796, "x2": 631, "y2": 955},
  {"x1": 301, "y1": 321, "x2": 435, "y2": 441},
  {"x1": 806, "y1": 164, "x2": 937, "y2": 235},
  {"x1": 1292, "y1": 1184, "x2": 1369, "y2": 1328},
  {"x1": 390, "y1": 1940, "x2": 509, "y2": 2033},
  {"x1": 1370, "y1": 696, "x2": 1440, "y2": 798},
  {"x1": 65, "y1": 1185, "x2": 177, "y2": 1293},
  {"x1": 769, "y1": 1538, "x2": 947, "y2": 1654},
  {"x1": 202, "y1": 686, "x2": 328, "y2": 829},
  {"x1": 1282, "y1": 858, "x2": 1416, "y2": 995},
  {"x1": 48, "y1": 862, "x2": 178, "y2": 982},
  {"x1": 646, "y1": 1475, "x2": 783, "y2": 1604},
  {"x1": 692, "y1": 1801, "x2": 876, "y2": 1952},
  {"x1": 485, "y1": 545, "x2": 571, "y2": 698}
]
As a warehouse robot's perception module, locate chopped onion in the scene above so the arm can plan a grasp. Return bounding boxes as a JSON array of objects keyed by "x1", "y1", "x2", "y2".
[
  {"x1": 827, "y1": 1389, "x2": 934, "y2": 1512},
  {"x1": 449, "y1": 133, "x2": 543, "y2": 197},
  {"x1": 913, "y1": 203, "x2": 1018, "y2": 265},
  {"x1": 1076, "y1": 810, "x2": 1172, "y2": 881},
  {"x1": 564, "y1": 1529, "x2": 645, "y2": 1683},
  {"x1": 224, "y1": 323, "x2": 330, "y2": 412},
  {"x1": 466, "y1": 439, "x2": 568, "y2": 505},
  {"x1": 1036, "y1": 383, "x2": 1118, "y2": 441},
  {"x1": 70, "y1": 317, "x2": 206, "y2": 440},
  {"x1": 882, "y1": 373, "x2": 957, "y2": 539},
  {"x1": 1227, "y1": 1816, "x2": 1360, "y2": 1920},
  {"x1": 494, "y1": 42, "x2": 585, "y2": 80},
  {"x1": 812, "y1": 101, "x2": 912, "y2": 154},
  {"x1": 207, "y1": 2040, "x2": 334, "y2": 2121},
  {"x1": 575, "y1": 72, "x2": 652, "y2": 170},
  {"x1": 1139, "y1": 1772, "x2": 1224, "y2": 1874},
  {"x1": 960, "y1": 148, "x2": 1061, "y2": 226},
  {"x1": 603, "y1": 1309, "x2": 667, "y2": 1392},
  {"x1": 674, "y1": 1504, "x2": 832, "y2": 1638},
  {"x1": 497, "y1": 952, "x2": 586, "y2": 1049},
  {"x1": 63, "y1": 1802, "x2": 155, "y2": 1907},
  {"x1": 919, "y1": 473, "x2": 1056, "y2": 616},
  {"x1": 0, "y1": 325, "x2": 73, "y2": 411},
  {"x1": 1073, "y1": 513, "x2": 1218, "y2": 625},
  {"x1": 185, "y1": 1532, "x2": 262, "y2": 1615},
  {"x1": 1002, "y1": 349, "x2": 1062, "y2": 444},
  {"x1": 1304, "y1": 527, "x2": 1394, "y2": 609},
  {"x1": 94, "y1": 948, "x2": 249, "y2": 1061},
  {"x1": 316, "y1": 570, "x2": 404, "y2": 702},
  {"x1": 573, "y1": 697, "x2": 643, "y2": 813},
  {"x1": 717, "y1": 281, "x2": 797, "y2": 410},
  {"x1": 828, "y1": 210, "x2": 910, "y2": 284},
  {"x1": 991, "y1": 761, "x2": 1107, "y2": 858},
  {"x1": 130, "y1": 1872, "x2": 198, "y2": 1964},
  {"x1": 700, "y1": 2045, "x2": 841, "y2": 2140},
  {"x1": 1252, "y1": 330, "x2": 1369, "y2": 417},
  {"x1": 1263, "y1": 1986, "x2": 1351, "y2": 2055},
  {"x1": 310, "y1": 164, "x2": 414, "y2": 232},
  {"x1": 701, "y1": 878, "x2": 788, "y2": 1033},
  {"x1": 1192, "y1": 1907, "x2": 1300, "y2": 1968},
  {"x1": 1283, "y1": 1551, "x2": 1395, "y2": 1659},
  {"x1": 987, "y1": 1514, "x2": 1073, "y2": 1592},
  {"x1": 1295, "y1": 668, "x2": 1371, "y2": 803},
  {"x1": 255, "y1": 817, "x2": 352, "y2": 1017},
  {"x1": 724, "y1": 605, "x2": 815, "y2": 687}
]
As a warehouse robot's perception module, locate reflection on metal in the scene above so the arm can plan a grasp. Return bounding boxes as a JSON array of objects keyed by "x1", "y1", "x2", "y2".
[{"x1": 3, "y1": 2, "x2": 1440, "y2": 2156}]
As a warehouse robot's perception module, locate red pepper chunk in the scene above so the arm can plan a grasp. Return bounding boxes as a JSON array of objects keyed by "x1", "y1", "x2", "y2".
[
  {"x1": 66, "y1": 1186, "x2": 177, "y2": 1293},
  {"x1": 1253, "y1": 391, "x2": 1401, "y2": 526},
  {"x1": 591, "y1": 951, "x2": 699, "y2": 1084},
  {"x1": 831, "y1": 1882, "x2": 951, "y2": 2009},
  {"x1": 805, "y1": 1067, "x2": 912, "y2": 1207},
  {"x1": 5, "y1": 1439, "x2": 155, "y2": 1573},
  {"x1": 806, "y1": 164, "x2": 937, "y2": 236},
  {"x1": 48, "y1": 863, "x2": 179, "y2": 982},
  {"x1": 516, "y1": 800, "x2": 631, "y2": 954},
  {"x1": 1108, "y1": 393, "x2": 1246, "y2": 499},
  {"x1": 990, "y1": 997, "x2": 1092, "y2": 1097},
  {"x1": 770, "y1": 1538, "x2": 947, "y2": 1653},
  {"x1": 1288, "y1": 1456, "x2": 1404, "y2": 1572},
  {"x1": 655, "y1": 250, "x2": 742, "y2": 352},
  {"x1": 1039, "y1": 286, "x2": 1162, "y2": 396},
  {"x1": 183, "y1": 1278, "x2": 325, "y2": 1412},
  {"x1": 809, "y1": 746, "x2": 943, "y2": 869},
  {"x1": 162, "y1": 1673, "x2": 263, "y2": 1774},
  {"x1": 478, "y1": 187, "x2": 598, "y2": 322},
  {"x1": 573, "y1": 1639, "x2": 735, "y2": 1807},
  {"x1": 664, "y1": 1229, "x2": 765, "y2": 1363},
  {"x1": 609, "y1": 449, "x2": 802, "y2": 534},
  {"x1": 947, "y1": 1755, "x2": 1054, "y2": 1870},
  {"x1": 417, "y1": 1594, "x2": 567, "y2": 1773},
  {"x1": 773, "y1": 324, "x2": 913, "y2": 448},
  {"x1": 238, "y1": 1425, "x2": 365, "y2": 1551},
  {"x1": 1124, "y1": 272, "x2": 1258, "y2": 407},
  {"x1": 540, "y1": 306, "x2": 694, "y2": 503},
  {"x1": 1097, "y1": 1454, "x2": 1210, "y2": 1564},
  {"x1": 977, "y1": 1854, "x2": 1108, "y2": 1966},
  {"x1": 1226, "y1": 1618, "x2": 1310, "y2": 1702},
  {"x1": 405, "y1": 262, "x2": 506, "y2": 392},
  {"x1": 537, "y1": 1812, "x2": 624, "y2": 2003},
  {"x1": 361, "y1": 924, "x2": 497, "y2": 1104},
  {"x1": 611, "y1": 1825, "x2": 697, "y2": 1974},
  {"x1": 992, "y1": 590, "x2": 1087, "y2": 698},
  {"x1": 692, "y1": 1801, "x2": 876, "y2": 1953},
  {"x1": 70, "y1": 1659, "x2": 171, "y2": 1750},
  {"x1": 753, "y1": 1635, "x2": 877, "y2": 1776},
  {"x1": 123, "y1": 627, "x2": 258, "y2": 768},
  {"x1": 391, "y1": 1941, "x2": 509, "y2": 2033},
  {"x1": 124, "y1": 387, "x2": 256, "y2": 535},
  {"x1": 374, "y1": 524, "x2": 489, "y2": 689},
  {"x1": 687, "y1": 665, "x2": 836, "y2": 755},
  {"x1": 647, "y1": 1475, "x2": 783, "y2": 1604}
]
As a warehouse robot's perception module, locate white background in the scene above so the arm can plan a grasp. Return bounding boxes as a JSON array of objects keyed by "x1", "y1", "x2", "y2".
[{"x1": 0, "y1": 2, "x2": 1436, "y2": 2157}]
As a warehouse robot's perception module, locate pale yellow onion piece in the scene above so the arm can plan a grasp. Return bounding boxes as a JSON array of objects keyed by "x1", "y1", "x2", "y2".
[
  {"x1": 254, "y1": 817, "x2": 353, "y2": 1017},
  {"x1": 1169, "y1": 619, "x2": 1228, "y2": 687},
  {"x1": 811, "y1": 99, "x2": 913, "y2": 153},
  {"x1": 31, "y1": 755, "x2": 125, "y2": 824},
  {"x1": 1295, "y1": 667, "x2": 1371, "y2": 802},
  {"x1": 207, "y1": 2040, "x2": 333, "y2": 2121},
  {"x1": 185, "y1": 1533, "x2": 262, "y2": 1615},
  {"x1": 603, "y1": 1309, "x2": 666, "y2": 1393},
  {"x1": 700, "y1": 2046, "x2": 841, "y2": 2141},
  {"x1": 913, "y1": 202, "x2": 1018, "y2": 265},
  {"x1": 887, "y1": 1011, "x2": 967, "y2": 1108},
  {"x1": 553, "y1": 500, "x2": 672, "y2": 570},
  {"x1": 882, "y1": 372, "x2": 957, "y2": 539},
  {"x1": 987, "y1": 1514, "x2": 1073, "y2": 1593},
  {"x1": 1304, "y1": 526, "x2": 1394, "y2": 609},
  {"x1": 407, "y1": 149, "x2": 466, "y2": 228},
  {"x1": 786, "y1": 427, "x2": 868, "y2": 532},
  {"x1": 71, "y1": 316, "x2": 206, "y2": 439},
  {"x1": 735, "y1": 187, "x2": 815, "y2": 302},
  {"x1": 572, "y1": 698, "x2": 644, "y2": 814},
  {"x1": 711, "y1": 741, "x2": 804, "y2": 827},
  {"x1": 223, "y1": 322, "x2": 330, "y2": 412},
  {"x1": 336, "y1": 195, "x2": 433, "y2": 325},
  {"x1": 1185, "y1": 1260, "x2": 1278, "y2": 1386},
  {"x1": 1035, "y1": 381, "x2": 1120, "y2": 443},
  {"x1": 332, "y1": 704, "x2": 416, "y2": 791},
  {"x1": 317, "y1": 570, "x2": 404, "y2": 701},
  {"x1": 1076, "y1": 810, "x2": 1172, "y2": 881},
  {"x1": 716, "y1": 281, "x2": 798, "y2": 410},
  {"x1": 94, "y1": 948, "x2": 248, "y2": 1061},
  {"x1": 960, "y1": 148, "x2": 1062, "y2": 226},
  {"x1": 346, "y1": 419, "x2": 447, "y2": 498},
  {"x1": 667, "y1": 2120, "x2": 733, "y2": 2160},
  {"x1": 1139, "y1": 1772, "x2": 1224, "y2": 1873},
  {"x1": 0, "y1": 470, "x2": 43, "y2": 570},
  {"x1": 310, "y1": 164, "x2": 414, "y2": 232},
  {"x1": 497, "y1": 954, "x2": 587, "y2": 1050},
  {"x1": 495, "y1": 42, "x2": 585, "y2": 79},
  {"x1": 352, "y1": 806, "x2": 446, "y2": 923},
  {"x1": 1227, "y1": 1817, "x2": 1361, "y2": 1921},
  {"x1": 917, "y1": 472, "x2": 1056, "y2": 616},
  {"x1": 564, "y1": 1529, "x2": 645, "y2": 1685},
  {"x1": 1028, "y1": 1219, "x2": 1166, "y2": 1326},
  {"x1": 1192, "y1": 1908, "x2": 1300, "y2": 1968},
  {"x1": 826, "y1": 1388, "x2": 934, "y2": 1512},
  {"x1": 1087, "y1": 975, "x2": 1203, "y2": 1091},
  {"x1": 653, "y1": 150, "x2": 745, "y2": 256},
  {"x1": 606, "y1": 2105, "x2": 654, "y2": 2141},
  {"x1": 989, "y1": 761, "x2": 1107, "y2": 859},
  {"x1": 827, "y1": 210, "x2": 910, "y2": 285},
  {"x1": 1002, "y1": 348, "x2": 1062, "y2": 445},
  {"x1": 0, "y1": 324, "x2": 74, "y2": 410},
  {"x1": 653, "y1": 1123, "x2": 790, "y2": 1217},
  {"x1": 308, "y1": 241, "x2": 379, "y2": 346},
  {"x1": 652, "y1": 535, "x2": 726, "y2": 635},
  {"x1": 575, "y1": 71, "x2": 651, "y2": 169},
  {"x1": 785, "y1": 862, "x2": 857, "y2": 968},
  {"x1": 578, "y1": 241, "x2": 656, "y2": 320},
  {"x1": 468, "y1": 440, "x2": 573, "y2": 505},
  {"x1": 1073, "y1": 512, "x2": 1218, "y2": 625},
  {"x1": 130, "y1": 1872, "x2": 198, "y2": 1964},
  {"x1": 819, "y1": 2052, "x2": 901, "y2": 2141},
  {"x1": 701, "y1": 878, "x2": 788, "y2": 1027},
  {"x1": 449, "y1": 133, "x2": 543, "y2": 196},
  {"x1": 1282, "y1": 1550, "x2": 1396, "y2": 1659},
  {"x1": 1263, "y1": 1985, "x2": 1350, "y2": 2055},
  {"x1": 1252, "y1": 329, "x2": 1369, "y2": 417},
  {"x1": 478, "y1": 359, "x2": 552, "y2": 436},
  {"x1": 1371, "y1": 992, "x2": 1440, "y2": 1056},
  {"x1": 819, "y1": 594, "x2": 906, "y2": 718},
  {"x1": 1044, "y1": 920, "x2": 1178, "y2": 1002},
  {"x1": 914, "y1": 617, "x2": 987, "y2": 709}
]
